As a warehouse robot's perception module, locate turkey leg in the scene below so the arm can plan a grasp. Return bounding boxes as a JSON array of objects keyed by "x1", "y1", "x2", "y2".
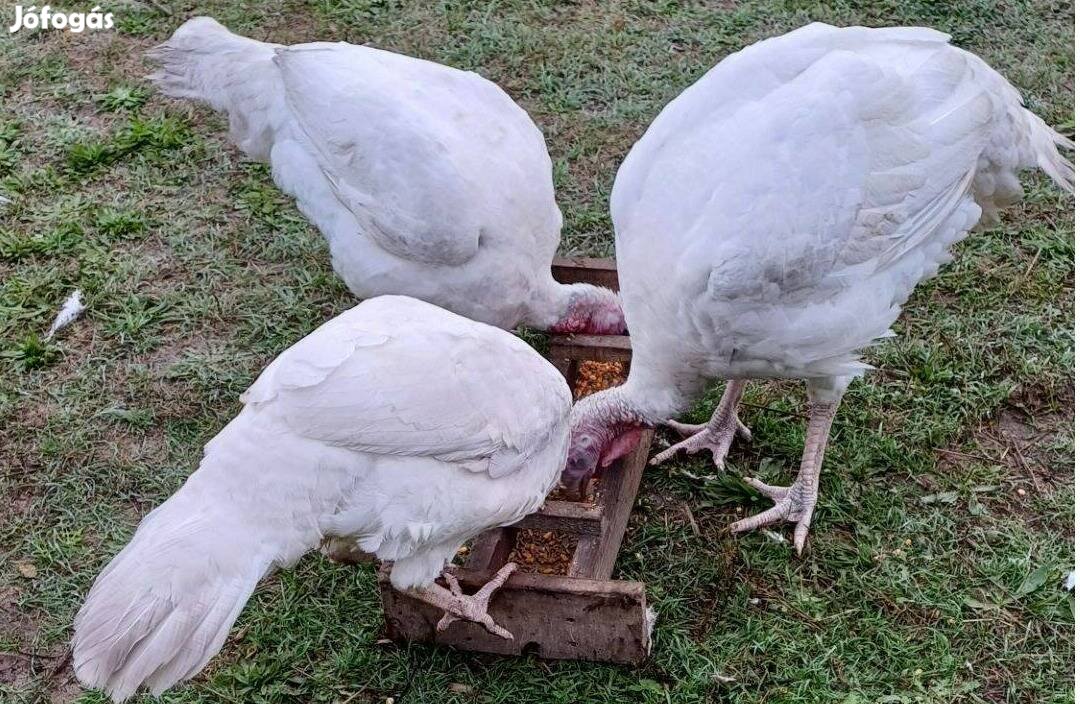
[
  {"x1": 650, "y1": 379, "x2": 751, "y2": 469},
  {"x1": 406, "y1": 562, "x2": 517, "y2": 640},
  {"x1": 729, "y1": 400, "x2": 838, "y2": 554}
]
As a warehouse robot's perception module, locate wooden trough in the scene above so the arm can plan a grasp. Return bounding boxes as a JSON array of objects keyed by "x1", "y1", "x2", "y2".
[{"x1": 376, "y1": 257, "x2": 655, "y2": 665}]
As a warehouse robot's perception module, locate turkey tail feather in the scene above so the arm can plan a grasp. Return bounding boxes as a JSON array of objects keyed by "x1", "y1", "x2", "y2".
[
  {"x1": 72, "y1": 503, "x2": 272, "y2": 702},
  {"x1": 1026, "y1": 111, "x2": 1074, "y2": 194},
  {"x1": 966, "y1": 55, "x2": 1074, "y2": 227},
  {"x1": 73, "y1": 409, "x2": 345, "y2": 702},
  {"x1": 146, "y1": 16, "x2": 282, "y2": 159}
]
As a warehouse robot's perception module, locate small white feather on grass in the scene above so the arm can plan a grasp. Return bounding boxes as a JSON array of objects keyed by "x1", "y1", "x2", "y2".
[
  {"x1": 45, "y1": 290, "x2": 86, "y2": 340},
  {"x1": 763, "y1": 529, "x2": 787, "y2": 544}
]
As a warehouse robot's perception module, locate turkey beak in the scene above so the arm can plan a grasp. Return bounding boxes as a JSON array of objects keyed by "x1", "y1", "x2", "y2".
[
  {"x1": 563, "y1": 472, "x2": 591, "y2": 502},
  {"x1": 560, "y1": 452, "x2": 597, "y2": 501}
]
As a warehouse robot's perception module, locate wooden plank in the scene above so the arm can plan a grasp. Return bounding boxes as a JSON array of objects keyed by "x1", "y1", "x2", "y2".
[
  {"x1": 464, "y1": 528, "x2": 517, "y2": 572},
  {"x1": 545, "y1": 286, "x2": 645, "y2": 581},
  {"x1": 551, "y1": 257, "x2": 620, "y2": 291},
  {"x1": 379, "y1": 565, "x2": 650, "y2": 665},
  {"x1": 552, "y1": 256, "x2": 617, "y2": 273},
  {"x1": 566, "y1": 358, "x2": 581, "y2": 387},
  {"x1": 549, "y1": 334, "x2": 632, "y2": 363},
  {"x1": 569, "y1": 428, "x2": 654, "y2": 580},
  {"x1": 513, "y1": 500, "x2": 602, "y2": 536}
]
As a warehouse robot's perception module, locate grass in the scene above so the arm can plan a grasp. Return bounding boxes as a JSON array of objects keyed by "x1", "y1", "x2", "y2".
[{"x1": 0, "y1": 1, "x2": 1073, "y2": 703}]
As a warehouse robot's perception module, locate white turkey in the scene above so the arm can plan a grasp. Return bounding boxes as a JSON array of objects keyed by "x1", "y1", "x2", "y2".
[
  {"x1": 562, "y1": 23, "x2": 1072, "y2": 552},
  {"x1": 147, "y1": 17, "x2": 624, "y2": 334},
  {"x1": 72, "y1": 296, "x2": 571, "y2": 701}
]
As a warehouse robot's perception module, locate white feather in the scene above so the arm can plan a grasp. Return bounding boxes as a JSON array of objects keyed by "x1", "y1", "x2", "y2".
[
  {"x1": 45, "y1": 290, "x2": 86, "y2": 340},
  {"x1": 762, "y1": 530, "x2": 787, "y2": 544}
]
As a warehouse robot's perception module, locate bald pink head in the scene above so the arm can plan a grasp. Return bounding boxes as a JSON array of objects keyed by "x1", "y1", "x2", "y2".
[
  {"x1": 550, "y1": 285, "x2": 625, "y2": 335},
  {"x1": 560, "y1": 387, "x2": 647, "y2": 499}
]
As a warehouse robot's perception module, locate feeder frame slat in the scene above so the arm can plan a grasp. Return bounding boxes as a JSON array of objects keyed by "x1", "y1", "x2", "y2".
[
  {"x1": 514, "y1": 500, "x2": 603, "y2": 535},
  {"x1": 549, "y1": 334, "x2": 631, "y2": 363},
  {"x1": 551, "y1": 256, "x2": 619, "y2": 290},
  {"x1": 568, "y1": 427, "x2": 653, "y2": 579},
  {"x1": 464, "y1": 527, "x2": 517, "y2": 572},
  {"x1": 379, "y1": 565, "x2": 650, "y2": 664}
]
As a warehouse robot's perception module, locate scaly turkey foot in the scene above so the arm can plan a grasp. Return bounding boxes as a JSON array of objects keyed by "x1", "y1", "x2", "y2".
[
  {"x1": 729, "y1": 476, "x2": 818, "y2": 554},
  {"x1": 649, "y1": 417, "x2": 752, "y2": 469},
  {"x1": 650, "y1": 380, "x2": 750, "y2": 469},
  {"x1": 433, "y1": 563, "x2": 517, "y2": 640},
  {"x1": 728, "y1": 399, "x2": 838, "y2": 555}
]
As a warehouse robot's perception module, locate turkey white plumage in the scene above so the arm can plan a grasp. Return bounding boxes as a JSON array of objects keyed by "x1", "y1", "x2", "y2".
[
  {"x1": 72, "y1": 296, "x2": 571, "y2": 701},
  {"x1": 147, "y1": 17, "x2": 623, "y2": 334},
  {"x1": 563, "y1": 23, "x2": 1073, "y2": 552}
]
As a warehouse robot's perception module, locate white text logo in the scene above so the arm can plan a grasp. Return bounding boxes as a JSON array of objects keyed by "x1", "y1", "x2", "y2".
[{"x1": 9, "y1": 5, "x2": 114, "y2": 33}]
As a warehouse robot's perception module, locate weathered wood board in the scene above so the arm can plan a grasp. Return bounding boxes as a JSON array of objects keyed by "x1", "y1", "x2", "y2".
[
  {"x1": 379, "y1": 566, "x2": 650, "y2": 663},
  {"x1": 551, "y1": 256, "x2": 619, "y2": 290}
]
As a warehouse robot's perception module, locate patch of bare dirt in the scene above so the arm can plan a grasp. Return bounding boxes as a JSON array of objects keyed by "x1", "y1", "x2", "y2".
[
  {"x1": 935, "y1": 385, "x2": 1073, "y2": 532},
  {"x1": 49, "y1": 24, "x2": 155, "y2": 97},
  {"x1": 976, "y1": 388, "x2": 1072, "y2": 491},
  {"x1": 0, "y1": 586, "x2": 65, "y2": 696},
  {"x1": 937, "y1": 385, "x2": 1072, "y2": 477},
  {"x1": 0, "y1": 393, "x2": 61, "y2": 481},
  {"x1": 97, "y1": 423, "x2": 168, "y2": 468}
]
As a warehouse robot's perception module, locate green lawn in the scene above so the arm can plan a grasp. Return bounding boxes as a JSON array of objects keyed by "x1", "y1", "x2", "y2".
[{"x1": 0, "y1": 1, "x2": 1073, "y2": 703}]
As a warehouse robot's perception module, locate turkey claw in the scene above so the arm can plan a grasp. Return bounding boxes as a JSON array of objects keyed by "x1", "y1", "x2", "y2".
[{"x1": 435, "y1": 563, "x2": 516, "y2": 640}]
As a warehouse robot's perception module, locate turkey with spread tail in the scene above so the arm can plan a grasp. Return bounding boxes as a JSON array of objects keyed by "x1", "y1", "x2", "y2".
[
  {"x1": 562, "y1": 23, "x2": 1073, "y2": 552},
  {"x1": 72, "y1": 296, "x2": 571, "y2": 701},
  {"x1": 147, "y1": 17, "x2": 624, "y2": 334}
]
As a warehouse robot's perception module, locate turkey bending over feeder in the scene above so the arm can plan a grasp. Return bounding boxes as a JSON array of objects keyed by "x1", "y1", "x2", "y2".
[
  {"x1": 147, "y1": 17, "x2": 623, "y2": 334},
  {"x1": 562, "y1": 23, "x2": 1073, "y2": 553},
  {"x1": 72, "y1": 296, "x2": 571, "y2": 702}
]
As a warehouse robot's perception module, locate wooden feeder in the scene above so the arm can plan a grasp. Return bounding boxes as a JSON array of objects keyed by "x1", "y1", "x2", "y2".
[{"x1": 376, "y1": 257, "x2": 655, "y2": 665}]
